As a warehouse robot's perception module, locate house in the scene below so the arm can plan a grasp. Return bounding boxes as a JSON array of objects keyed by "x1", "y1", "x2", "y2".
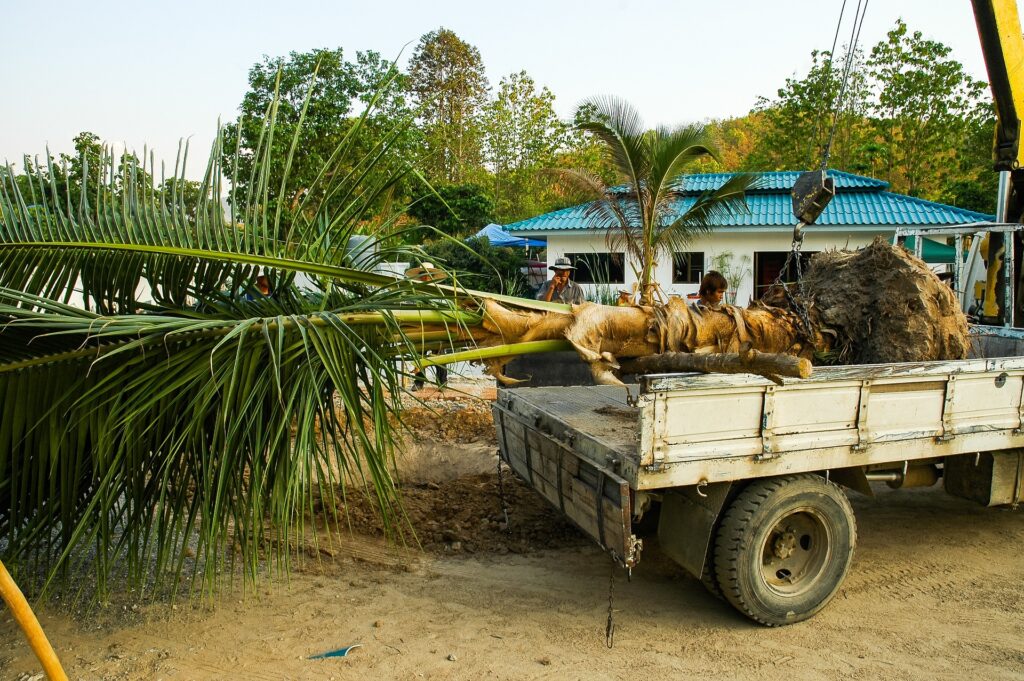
[{"x1": 504, "y1": 171, "x2": 993, "y2": 304}]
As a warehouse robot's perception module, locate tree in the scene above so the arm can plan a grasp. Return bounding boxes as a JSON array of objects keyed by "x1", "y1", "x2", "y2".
[
  {"x1": 565, "y1": 97, "x2": 755, "y2": 304},
  {"x1": 748, "y1": 48, "x2": 872, "y2": 172},
  {"x1": 406, "y1": 183, "x2": 494, "y2": 239},
  {"x1": 221, "y1": 48, "x2": 414, "y2": 225},
  {"x1": 158, "y1": 177, "x2": 206, "y2": 220},
  {"x1": 867, "y1": 19, "x2": 989, "y2": 198},
  {"x1": 408, "y1": 28, "x2": 489, "y2": 184},
  {"x1": 482, "y1": 71, "x2": 571, "y2": 221},
  {"x1": 422, "y1": 235, "x2": 528, "y2": 295},
  {"x1": 939, "y1": 106, "x2": 998, "y2": 213},
  {"x1": 694, "y1": 113, "x2": 769, "y2": 172}
]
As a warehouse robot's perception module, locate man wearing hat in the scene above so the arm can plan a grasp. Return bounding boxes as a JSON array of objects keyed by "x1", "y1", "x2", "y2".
[{"x1": 537, "y1": 256, "x2": 585, "y2": 304}]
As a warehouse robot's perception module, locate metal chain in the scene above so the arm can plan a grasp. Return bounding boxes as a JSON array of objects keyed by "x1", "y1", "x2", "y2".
[
  {"x1": 605, "y1": 557, "x2": 616, "y2": 648},
  {"x1": 767, "y1": 229, "x2": 816, "y2": 345},
  {"x1": 495, "y1": 455, "x2": 511, "y2": 533}
]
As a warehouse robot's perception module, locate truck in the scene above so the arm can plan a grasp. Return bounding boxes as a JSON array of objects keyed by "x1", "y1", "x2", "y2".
[
  {"x1": 494, "y1": 332, "x2": 1024, "y2": 626},
  {"x1": 493, "y1": 0, "x2": 1024, "y2": 627}
]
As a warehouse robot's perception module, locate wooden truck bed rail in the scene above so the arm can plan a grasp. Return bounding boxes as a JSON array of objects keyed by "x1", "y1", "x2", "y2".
[{"x1": 493, "y1": 387, "x2": 642, "y2": 567}]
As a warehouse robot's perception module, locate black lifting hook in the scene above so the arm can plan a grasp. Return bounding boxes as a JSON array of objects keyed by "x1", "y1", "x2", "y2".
[{"x1": 791, "y1": 169, "x2": 836, "y2": 229}]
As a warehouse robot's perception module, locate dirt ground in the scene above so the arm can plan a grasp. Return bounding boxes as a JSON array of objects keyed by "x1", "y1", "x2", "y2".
[{"x1": 3, "y1": 379, "x2": 1024, "y2": 681}]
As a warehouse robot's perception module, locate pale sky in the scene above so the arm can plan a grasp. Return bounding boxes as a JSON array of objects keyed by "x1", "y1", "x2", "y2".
[{"x1": 1, "y1": 0, "x2": 1002, "y2": 179}]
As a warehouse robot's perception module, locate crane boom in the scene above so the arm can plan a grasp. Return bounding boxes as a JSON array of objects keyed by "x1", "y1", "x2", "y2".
[{"x1": 972, "y1": 0, "x2": 1024, "y2": 173}]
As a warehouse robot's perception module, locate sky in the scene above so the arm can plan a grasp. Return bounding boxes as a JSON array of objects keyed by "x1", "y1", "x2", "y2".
[{"x1": 1, "y1": 0, "x2": 1003, "y2": 180}]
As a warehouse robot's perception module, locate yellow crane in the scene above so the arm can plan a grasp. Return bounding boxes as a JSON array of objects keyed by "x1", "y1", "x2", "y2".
[{"x1": 972, "y1": 0, "x2": 1024, "y2": 322}]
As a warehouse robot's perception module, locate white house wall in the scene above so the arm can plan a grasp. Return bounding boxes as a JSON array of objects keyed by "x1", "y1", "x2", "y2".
[{"x1": 543, "y1": 228, "x2": 890, "y2": 304}]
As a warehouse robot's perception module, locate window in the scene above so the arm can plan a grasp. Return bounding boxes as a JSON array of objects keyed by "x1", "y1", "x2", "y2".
[
  {"x1": 564, "y1": 252, "x2": 625, "y2": 284},
  {"x1": 753, "y1": 251, "x2": 818, "y2": 296},
  {"x1": 672, "y1": 252, "x2": 705, "y2": 284}
]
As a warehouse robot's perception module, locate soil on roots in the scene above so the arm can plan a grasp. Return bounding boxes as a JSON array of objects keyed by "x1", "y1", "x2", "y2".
[{"x1": 802, "y1": 237, "x2": 971, "y2": 363}]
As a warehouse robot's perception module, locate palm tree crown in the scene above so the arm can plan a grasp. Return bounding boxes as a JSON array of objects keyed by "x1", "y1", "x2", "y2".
[{"x1": 562, "y1": 97, "x2": 756, "y2": 304}]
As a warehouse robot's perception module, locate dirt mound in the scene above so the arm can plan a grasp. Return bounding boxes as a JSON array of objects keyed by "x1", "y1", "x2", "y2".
[
  {"x1": 399, "y1": 402, "x2": 496, "y2": 444},
  {"x1": 337, "y1": 471, "x2": 587, "y2": 555},
  {"x1": 802, "y1": 237, "x2": 971, "y2": 363},
  {"x1": 329, "y1": 381, "x2": 586, "y2": 556}
]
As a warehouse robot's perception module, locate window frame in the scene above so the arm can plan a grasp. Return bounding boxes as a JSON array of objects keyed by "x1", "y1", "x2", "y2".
[
  {"x1": 562, "y1": 252, "x2": 626, "y2": 285},
  {"x1": 672, "y1": 251, "x2": 706, "y2": 284}
]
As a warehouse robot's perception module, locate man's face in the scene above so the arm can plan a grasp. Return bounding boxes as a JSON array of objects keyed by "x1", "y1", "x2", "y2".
[
  {"x1": 706, "y1": 287, "x2": 726, "y2": 305},
  {"x1": 553, "y1": 268, "x2": 571, "y2": 284}
]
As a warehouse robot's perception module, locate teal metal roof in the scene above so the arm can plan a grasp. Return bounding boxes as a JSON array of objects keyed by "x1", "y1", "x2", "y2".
[{"x1": 506, "y1": 171, "x2": 992, "y2": 233}]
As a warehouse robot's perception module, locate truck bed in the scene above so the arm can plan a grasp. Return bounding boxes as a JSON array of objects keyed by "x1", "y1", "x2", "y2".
[
  {"x1": 493, "y1": 385, "x2": 642, "y2": 566},
  {"x1": 494, "y1": 355, "x2": 1024, "y2": 566}
]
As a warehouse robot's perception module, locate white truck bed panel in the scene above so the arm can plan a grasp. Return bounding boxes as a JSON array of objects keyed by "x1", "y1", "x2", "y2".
[{"x1": 635, "y1": 357, "x2": 1024, "y2": 489}]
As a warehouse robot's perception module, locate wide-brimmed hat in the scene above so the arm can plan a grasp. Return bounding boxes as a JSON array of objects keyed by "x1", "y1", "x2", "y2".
[
  {"x1": 404, "y1": 262, "x2": 448, "y2": 282},
  {"x1": 548, "y1": 256, "x2": 576, "y2": 271}
]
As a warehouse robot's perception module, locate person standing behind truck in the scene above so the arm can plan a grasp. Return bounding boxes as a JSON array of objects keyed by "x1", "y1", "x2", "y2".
[
  {"x1": 404, "y1": 262, "x2": 449, "y2": 390},
  {"x1": 537, "y1": 256, "x2": 585, "y2": 304}
]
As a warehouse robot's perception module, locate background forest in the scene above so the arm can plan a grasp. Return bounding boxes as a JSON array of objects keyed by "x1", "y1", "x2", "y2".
[{"x1": 3, "y1": 20, "x2": 998, "y2": 245}]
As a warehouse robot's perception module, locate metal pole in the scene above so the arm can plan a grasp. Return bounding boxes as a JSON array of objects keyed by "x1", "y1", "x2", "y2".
[
  {"x1": 1005, "y1": 228, "x2": 1016, "y2": 327},
  {"x1": 997, "y1": 171, "x2": 1011, "y2": 222},
  {"x1": 954, "y1": 233, "x2": 964, "y2": 299}
]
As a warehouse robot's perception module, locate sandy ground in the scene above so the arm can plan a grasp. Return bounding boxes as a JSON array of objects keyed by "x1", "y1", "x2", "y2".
[{"x1": 3, "y1": 381, "x2": 1024, "y2": 681}]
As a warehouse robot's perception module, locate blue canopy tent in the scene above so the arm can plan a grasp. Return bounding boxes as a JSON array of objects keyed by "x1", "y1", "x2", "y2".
[{"x1": 474, "y1": 223, "x2": 546, "y2": 248}]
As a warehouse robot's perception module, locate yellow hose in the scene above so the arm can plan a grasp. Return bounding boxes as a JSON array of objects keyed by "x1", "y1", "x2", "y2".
[{"x1": 0, "y1": 559, "x2": 69, "y2": 681}]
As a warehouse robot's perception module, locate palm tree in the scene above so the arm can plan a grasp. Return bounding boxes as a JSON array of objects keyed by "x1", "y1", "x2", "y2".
[
  {"x1": 561, "y1": 97, "x2": 756, "y2": 304},
  {"x1": 0, "y1": 70, "x2": 572, "y2": 598}
]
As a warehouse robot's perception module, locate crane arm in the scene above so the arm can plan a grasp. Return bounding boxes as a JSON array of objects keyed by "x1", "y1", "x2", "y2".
[{"x1": 972, "y1": 0, "x2": 1024, "y2": 172}]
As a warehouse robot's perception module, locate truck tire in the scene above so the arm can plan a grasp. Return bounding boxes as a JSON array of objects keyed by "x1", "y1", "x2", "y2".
[
  {"x1": 713, "y1": 474, "x2": 856, "y2": 626},
  {"x1": 699, "y1": 543, "x2": 724, "y2": 601}
]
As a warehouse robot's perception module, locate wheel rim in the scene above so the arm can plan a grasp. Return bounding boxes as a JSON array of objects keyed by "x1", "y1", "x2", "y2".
[{"x1": 759, "y1": 506, "x2": 832, "y2": 597}]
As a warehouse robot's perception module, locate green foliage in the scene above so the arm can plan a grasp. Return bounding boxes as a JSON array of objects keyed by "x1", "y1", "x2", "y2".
[
  {"x1": 422, "y1": 235, "x2": 527, "y2": 295},
  {"x1": 748, "y1": 48, "x2": 873, "y2": 172},
  {"x1": 0, "y1": 84, "x2": 458, "y2": 599},
  {"x1": 564, "y1": 97, "x2": 755, "y2": 304},
  {"x1": 710, "y1": 250, "x2": 752, "y2": 303},
  {"x1": 408, "y1": 28, "x2": 489, "y2": 184},
  {"x1": 742, "y1": 20, "x2": 992, "y2": 208},
  {"x1": 407, "y1": 183, "x2": 495, "y2": 239},
  {"x1": 482, "y1": 71, "x2": 571, "y2": 222},
  {"x1": 221, "y1": 48, "x2": 416, "y2": 225},
  {"x1": 867, "y1": 19, "x2": 989, "y2": 199}
]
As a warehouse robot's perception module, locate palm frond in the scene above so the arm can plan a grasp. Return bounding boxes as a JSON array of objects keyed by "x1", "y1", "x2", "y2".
[
  {"x1": 647, "y1": 123, "x2": 718, "y2": 202},
  {"x1": 0, "y1": 65, "x2": 490, "y2": 598},
  {"x1": 575, "y1": 96, "x2": 649, "y2": 186},
  {"x1": 655, "y1": 174, "x2": 758, "y2": 254}
]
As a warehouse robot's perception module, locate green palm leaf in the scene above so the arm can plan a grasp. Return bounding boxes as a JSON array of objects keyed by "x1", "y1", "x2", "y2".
[
  {"x1": 570, "y1": 97, "x2": 756, "y2": 302},
  {"x1": 0, "y1": 63, "x2": 507, "y2": 598}
]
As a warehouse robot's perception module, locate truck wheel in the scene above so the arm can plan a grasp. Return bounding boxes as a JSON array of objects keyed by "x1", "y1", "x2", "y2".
[
  {"x1": 714, "y1": 474, "x2": 856, "y2": 626},
  {"x1": 699, "y1": 543, "x2": 723, "y2": 601}
]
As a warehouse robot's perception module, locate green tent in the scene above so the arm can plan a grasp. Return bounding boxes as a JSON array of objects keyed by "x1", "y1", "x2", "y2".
[{"x1": 894, "y1": 235, "x2": 958, "y2": 264}]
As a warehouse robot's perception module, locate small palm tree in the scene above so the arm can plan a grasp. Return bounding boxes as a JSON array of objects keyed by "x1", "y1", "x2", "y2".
[{"x1": 561, "y1": 97, "x2": 756, "y2": 304}]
